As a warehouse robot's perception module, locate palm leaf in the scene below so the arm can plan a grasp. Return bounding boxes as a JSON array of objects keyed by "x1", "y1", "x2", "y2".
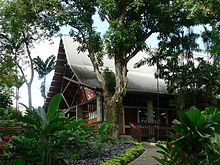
[
  {"x1": 47, "y1": 93, "x2": 61, "y2": 122},
  {"x1": 40, "y1": 81, "x2": 46, "y2": 99}
]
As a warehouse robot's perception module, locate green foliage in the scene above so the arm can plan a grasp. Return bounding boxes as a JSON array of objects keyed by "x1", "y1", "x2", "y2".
[
  {"x1": 8, "y1": 93, "x2": 91, "y2": 165},
  {"x1": 98, "y1": 119, "x2": 115, "y2": 142},
  {"x1": 0, "y1": 55, "x2": 17, "y2": 109},
  {"x1": 149, "y1": 54, "x2": 220, "y2": 109},
  {"x1": 92, "y1": 119, "x2": 116, "y2": 156},
  {"x1": 1, "y1": 96, "x2": 139, "y2": 164},
  {"x1": 101, "y1": 141, "x2": 144, "y2": 165},
  {"x1": 6, "y1": 159, "x2": 25, "y2": 165},
  {"x1": 202, "y1": 24, "x2": 220, "y2": 57},
  {"x1": 11, "y1": 136, "x2": 40, "y2": 164},
  {"x1": 0, "y1": 108, "x2": 23, "y2": 136},
  {"x1": 0, "y1": 142, "x2": 14, "y2": 165},
  {"x1": 0, "y1": 92, "x2": 12, "y2": 109},
  {"x1": 0, "y1": 55, "x2": 17, "y2": 88},
  {"x1": 0, "y1": 93, "x2": 134, "y2": 164},
  {"x1": 103, "y1": 68, "x2": 116, "y2": 96},
  {"x1": 153, "y1": 143, "x2": 179, "y2": 165},
  {"x1": 154, "y1": 106, "x2": 220, "y2": 165},
  {"x1": 33, "y1": 55, "x2": 56, "y2": 100}
]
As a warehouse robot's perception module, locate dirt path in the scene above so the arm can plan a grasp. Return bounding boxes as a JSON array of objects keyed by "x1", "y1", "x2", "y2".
[{"x1": 129, "y1": 142, "x2": 161, "y2": 165}]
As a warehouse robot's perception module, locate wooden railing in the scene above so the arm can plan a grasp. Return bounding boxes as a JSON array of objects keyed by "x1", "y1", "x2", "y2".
[
  {"x1": 138, "y1": 124, "x2": 171, "y2": 140},
  {"x1": 129, "y1": 123, "x2": 171, "y2": 141},
  {"x1": 129, "y1": 123, "x2": 141, "y2": 142}
]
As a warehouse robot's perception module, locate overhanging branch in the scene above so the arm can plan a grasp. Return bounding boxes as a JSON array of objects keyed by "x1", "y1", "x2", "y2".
[{"x1": 126, "y1": 30, "x2": 154, "y2": 63}]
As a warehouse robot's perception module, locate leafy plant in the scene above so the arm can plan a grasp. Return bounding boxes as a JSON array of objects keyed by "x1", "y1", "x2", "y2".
[
  {"x1": 0, "y1": 91, "x2": 12, "y2": 109},
  {"x1": 154, "y1": 106, "x2": 220, "y2": 165},
  {"x1": 153, "y1": 142, "x2": 179, "y2": 165},
  {"x1": 0, "y1": 142, "x2": 14, "y2": 165},
  {"x1": 12, "y1": 93, "x2": 91, "y2": 165},
  {"x1": 101, "y1": 141, "x2": 144, "y2": 165},
  {"x1": 92, "y1": 120, "x2": 116, "y2": 156}
]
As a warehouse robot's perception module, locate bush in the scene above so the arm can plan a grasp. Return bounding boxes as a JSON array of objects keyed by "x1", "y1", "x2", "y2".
[
  {"x1": 1, "y1": 94, "x2": 143, "y2": 165},
  {"x1": 154, "y1": 106, "x2": 220, "y2": 165},
  {"x1": 2, "y1": 94, "x2": 93, "y2": 165},
  {"x1": 101, "y1": 141, "x2": 144, "y2": 165}
]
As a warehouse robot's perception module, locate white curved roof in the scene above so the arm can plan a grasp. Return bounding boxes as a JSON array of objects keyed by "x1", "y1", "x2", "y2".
[{"x1": 62, "y1": 35, "x2": 167, "y2": 94}]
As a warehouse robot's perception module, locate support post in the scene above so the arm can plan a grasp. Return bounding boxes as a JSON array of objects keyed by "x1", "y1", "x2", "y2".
[
  {"x1": 76, "y1": 105, "x2": 83, "y2": 119},
  {"x1": 96, "y1": 96, "x2": 102, "y2": 121},
  {"x1": 147, "y1": 96, "x2": 154, "y2": 123}
]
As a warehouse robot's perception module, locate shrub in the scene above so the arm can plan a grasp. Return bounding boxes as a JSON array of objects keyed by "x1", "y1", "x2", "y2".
[
  {"x1": 4, "y1": 94, "x2": 93, "y2": 165},
  {"x1": 101, "y1": 141, "x2": 144, "y2": 165},
  {"x1": 154, "y1": 106, "x2": 220, "y2": 165}
]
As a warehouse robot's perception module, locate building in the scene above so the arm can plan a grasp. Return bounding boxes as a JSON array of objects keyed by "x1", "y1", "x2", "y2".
[{"x1": 45, "y1": 35, "x2": 176, "y2": 139}]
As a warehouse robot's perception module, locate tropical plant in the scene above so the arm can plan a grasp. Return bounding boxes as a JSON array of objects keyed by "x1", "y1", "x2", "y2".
[
  {"x1": 154, "y1": 106, "x2": 220, "y2": 165},
  {"x1": 33, "y1": 55, "x2": 56, "y2": 103},
  {"x1": 15, "y1": 93, "x2": 69, "y2": 165},
  {"x1": 91, "y1": 119, "x2": 116, "y2": 156},
  {"x1": 0, "y1": 91, "x2": 12, "y2": 109},
  {"x1": 10, "y1": 93, "x2": 92, "y2": 165}
]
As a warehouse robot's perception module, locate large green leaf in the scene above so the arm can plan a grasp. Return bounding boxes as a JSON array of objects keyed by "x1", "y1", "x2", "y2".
[
  {"x1": 205, "y1": 106, "x2": 218, "y2": 116},
  {"x1": 68, "y1": 119, "x2": 85, "y2": 130},
  {"x1": 47, "y1": 93, "x2": 61, "y2": 122},
  {"x1": 177, "y1": 110, "x2": 189, "y2": 126},
  {"x1": 6, "y1": 159, "x2": 25, "y2": 165},
  {"x1": 152, "y1": 156, "x2": 168, "y2": 165},
  {"x1": 213, "y1": 113, "x2": 220, "y2": 123},
  {"x1": 35, "y1": 107, "x2": 47, "y2": 128},
  {"x1": 98, "y1": 119, "x2": 113, "y2": 134},
  {"x1": 185, "y1": 107, "x2": 205, "y2": 128}
]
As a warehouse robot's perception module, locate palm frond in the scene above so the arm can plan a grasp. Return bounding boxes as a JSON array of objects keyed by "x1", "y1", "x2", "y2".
[
  {"x1": 45, "y1": 55, "x2": 56, "y2": 74},
  {"x1": 40, "y1": 81, "x2": 46, "y2": 99},
  {"x1": 33, "y1": 55, "x2": 56, "y2": 79}
]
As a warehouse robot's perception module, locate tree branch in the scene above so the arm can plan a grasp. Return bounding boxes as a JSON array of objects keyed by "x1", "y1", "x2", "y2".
[
  {"x1": 126, "y1": 30, "x2": 154, "y2": 63},
  {"x1": 22, "y1": 31, "x2": 34, "y2": 85},
  {"x1": 119, "y1": 9, "x2": 126, "y2": 25},
  {"x1": 15, "y1": 57, "x2": 28, "y2": 86}
]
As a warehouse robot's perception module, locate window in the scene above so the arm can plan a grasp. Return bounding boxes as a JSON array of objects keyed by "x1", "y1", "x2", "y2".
[{"x1": 138, "y1": 108, "x2": 148, "y2": 125}]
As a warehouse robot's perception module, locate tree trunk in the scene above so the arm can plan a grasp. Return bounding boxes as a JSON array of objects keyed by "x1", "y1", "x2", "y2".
[
  {"x1": 44, "y1": 76, "x2": 46, "y2": 104},
  {"x1": 15, "y1": 87, "x2": 19, "y2": 110},
  {"x1": 103, "y1": 94, "x2": 124, "y2": 136},
  {"x1": 90, "y1": 51, "x2": 128, "y2": 137},
  {"x1": 115, "y1": 97, "x2": 124, "y2": 135},
  {"x1": 27, "y1": 83, "x2": 32, "y2": 108},
  {"x1": 102, "y1": 54, "x2": 128, "y2": 136}
]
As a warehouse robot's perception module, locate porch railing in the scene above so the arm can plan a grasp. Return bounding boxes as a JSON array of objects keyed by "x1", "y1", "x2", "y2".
[
  {"x1": 129, "y1": 123, "x2": 141, "y2": 142},
  {"x1": 130, "y1": 123, "x2": 171, "y2": 140}
]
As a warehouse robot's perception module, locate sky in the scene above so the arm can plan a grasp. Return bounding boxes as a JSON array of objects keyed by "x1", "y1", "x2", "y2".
[{"x1": 16, "y1": 15, "x2": 207, "y2": 108}]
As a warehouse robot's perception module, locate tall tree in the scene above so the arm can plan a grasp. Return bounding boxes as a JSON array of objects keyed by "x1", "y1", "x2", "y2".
[
  {"x1": 0, "y1": 0, "x2": 56, "y2": 107},
  {"x1": 39, "y1": 0, "x2": 220, "y2": 134},
  {"x1": 33, "y1": 55, "x2": 56, "y2": 104}
]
